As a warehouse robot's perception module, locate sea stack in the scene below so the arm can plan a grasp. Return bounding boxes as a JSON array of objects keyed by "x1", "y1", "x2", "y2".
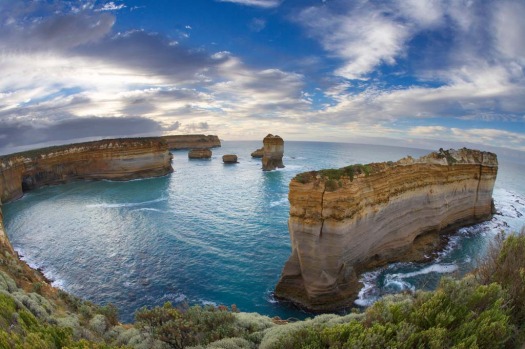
[
  {"x1": 274, "y1": 148, "x2": 498, "y2": 311},
  {"x1": 222, "y1": 154, "x2": 238, "y2": 164},
  {"x1": 251, "y1": 148, "x2": 264, "y2": 158},
  {"x1": 188, "y1": 148, "x2": 212, "y2": 159},
  {"x1": 262, "y1": 134, "x2": 284, "y2": 171}
]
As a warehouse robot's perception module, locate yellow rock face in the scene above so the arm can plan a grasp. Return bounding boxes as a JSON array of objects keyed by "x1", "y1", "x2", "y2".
[
  {"x1": 275, "y1": 148, "x2": 498, "y2": 311},
  {"x1": 262, "y1": 134, "x2": 284, "y2": 171},
  {"x1": 162, "y1": 134, "x2": 221, "y2": 150},
  {"x1": 0, "y1": 138, "x2": 173, "y2": 203}
]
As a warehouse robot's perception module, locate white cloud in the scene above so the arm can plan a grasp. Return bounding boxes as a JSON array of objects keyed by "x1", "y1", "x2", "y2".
[
  {"x1": 297, "y1": 3, "x2": 410, "y2": 80},
  {"x1": 249, "y1": 18, "x2": 266, "y2": 32},
  {"x1": 217, "y1": 0, "x2": 281, "y2": 8},
  {"x1": 394, "y1": 0, "x2": 444, "y2": 27},
  {"x1": 96, "y1": 2, "x2": 126, "y2": 12},
  {"x1": 493, "y1": 1, "x2": 525, "y2": 64},
  {"x1": 407, "y1": 125, "x2": 525, "y2": 151}
]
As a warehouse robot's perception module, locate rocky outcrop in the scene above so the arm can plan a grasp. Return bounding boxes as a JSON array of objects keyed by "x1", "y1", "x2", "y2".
[
  {"x1": 251, "y1": 148, "x2": 264, "y2": 158},
  {"x1": 275, "y1": 148, "x2": 498, "y2": 311},
  {"x1": 222, "y1": 155, "x2": 238, "y2": 164},
  {"x1": 162, "y1": 135, "x2": 221, "y2": 150},
  {"x1": 188, "y1": 148, "x2": 212, "y2": 159},
  {"x1": 0, "y1": 138, "x2": 173, "y2": 203},
  {"x1": 262, "y1": 134, "x2": 284, "y2": 171}
]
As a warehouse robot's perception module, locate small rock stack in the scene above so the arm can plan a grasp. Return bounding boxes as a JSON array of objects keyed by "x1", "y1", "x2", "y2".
[{"x1": 262, "y1": 134, "x2": 284, "y2": 171}]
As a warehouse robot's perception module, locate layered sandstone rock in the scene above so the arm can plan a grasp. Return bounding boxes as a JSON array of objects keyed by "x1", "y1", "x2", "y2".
[
  {"x1": 0, "y1": 137, "x2": 174, "y2": 289},
  {"x1": 262, "y1": 134, "x2": 284, "y2": 171},
  {"x1": 162, "y1": 135, "x2": 221, "y2": 150},
  {"x1": 0, "y1": 138, "x2": 173, "y2": 203},
  {"x1": 222, "y1": 154, "x2": 238, "y2": 164},
  {"x1": 275, "y1": 148, "x2": 498, "y2": 311},
  {"x1": 251, "y1": 148, "x2": 264, "y2": 158},
  {"x1": 188, "y1": 148, "x2": 212, "y2": 159}
]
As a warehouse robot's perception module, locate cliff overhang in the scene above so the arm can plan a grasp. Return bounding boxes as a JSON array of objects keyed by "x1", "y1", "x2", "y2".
[{"x1": 275, "y1": 148, "x2": 498, "y2": 311}]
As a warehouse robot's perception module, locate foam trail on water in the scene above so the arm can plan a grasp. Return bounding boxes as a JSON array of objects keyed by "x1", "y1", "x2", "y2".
[
  {"x1": 86, "y1": 197, "x2": 167, "y2": 208},
  {"x1": 392, "y1": 263, "x2": 458, "y2": 279},
  {"x1": 132, "y1": 208, "x2": 163, "y2": 213}
]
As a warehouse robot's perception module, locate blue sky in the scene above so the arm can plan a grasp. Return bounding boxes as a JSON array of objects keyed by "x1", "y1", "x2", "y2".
[{"x1": 0, "y1": 0, "x2": 524, "y2": 155}]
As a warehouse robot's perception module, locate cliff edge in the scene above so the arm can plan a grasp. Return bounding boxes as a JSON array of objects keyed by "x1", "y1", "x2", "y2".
[
  {"x1": 162, "y1": 134, "x2": 221, "y2": 150},
  {"x1": 0, "y1": 138, "x2": 173, "y2": 203},
  {"x1": 274, "y1": 148, "x2": 498, "y2": 311}
]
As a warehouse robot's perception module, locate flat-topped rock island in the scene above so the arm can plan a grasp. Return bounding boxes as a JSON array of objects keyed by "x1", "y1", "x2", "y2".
[{"x1": 274, "y1": 148, "x2": 498, "y2": 311}]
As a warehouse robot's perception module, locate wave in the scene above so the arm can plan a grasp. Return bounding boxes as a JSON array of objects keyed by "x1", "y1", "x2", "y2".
[
  {"x1": 354, "y1": 269, "x2": 383, "y2": 307},
  {"x1": 160, "y1": 292, "x2": 187, "y2": 303},
  {"x1": 355, "y1": 263, "x2": 459, "y2": 307},
  {"x1": 270, "y1": 197, "x2": 288, "y2": 207},
  {"x1": 86, "y1": 197, "x2": 167, "y2": 209}
]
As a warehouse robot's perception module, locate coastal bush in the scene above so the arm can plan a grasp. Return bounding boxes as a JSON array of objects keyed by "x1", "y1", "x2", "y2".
[
  {"x1": 476, "y1": 228, "x2": 525, "y2": 338},
  {"x1": 98, "y1": 303, "x2": 119, "y2": 326},
  {"x1": 256, "y1": 277, "x2": 511, "y2": 349},
  {"x1": 135, "y1": 302, "x2": 242, "y2": 349}
]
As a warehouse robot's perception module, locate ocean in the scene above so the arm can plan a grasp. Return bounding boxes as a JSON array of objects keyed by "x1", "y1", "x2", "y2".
[{"x1": 3, "y1": 141, "x2": 524, "y2": 322}]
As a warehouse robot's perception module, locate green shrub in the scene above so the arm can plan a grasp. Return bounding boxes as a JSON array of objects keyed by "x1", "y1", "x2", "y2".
[
  {"x1": 135, "y1": 302, "x2": 242, "y2": 349},
  {"x1": 476, "y1": 228, "x2": 525, "y2": 330},
  {"x1": 325, "y1": 179, "x2": 338, "y2": 192},
  {"x1": 98, "y1": 303, "x2": 119, "y2": 326}
]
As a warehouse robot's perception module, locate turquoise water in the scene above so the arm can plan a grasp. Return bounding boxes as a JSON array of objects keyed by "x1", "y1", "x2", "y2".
[{"x1": 3, "y1": 141, "x2": 525, "y2": 322}]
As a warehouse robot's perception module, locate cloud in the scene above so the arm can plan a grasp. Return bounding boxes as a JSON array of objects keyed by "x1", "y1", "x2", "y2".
[
  {"x1": 0, "y1": 11, "x2": 115, "y2": 51},
  {"x1": 492, "y1": 1, "x2": 525, "y2": 63},
  {"x1": 249, "y1": 18, "x2": 266, "y2": 32},
  {"x1": 73, "y1": 30, "x2": 229, "y2": 82},
  {"x1": 211, "y1": 54, "x2": 309, "y2": 119},
  {"x1": 0, "y1": 116, "x2": 165, "y2": 152},
  {"x1": 407, "y1": 125, "x2": 525, "y2": 151},
  {"x1": 216, "y1": 0, "x2": 281, "y2": 8},
  {"x1": 96, "y1": 2, "x2": 126, "y2": 12},
  {"x1": 296, "y1": 2, "x2": 411, "y2": 80}
]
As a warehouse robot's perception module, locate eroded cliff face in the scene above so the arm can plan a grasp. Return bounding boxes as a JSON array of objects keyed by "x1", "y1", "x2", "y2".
[
  {"x1": 0, "y1": 138, "x2": 173, "y2": 203},
  {"x1": 162, "y1": 134, "x2": 221, "y2": 150},
  {"x1": 275, "y1": 148, "x2": 498, "y2": 311},
  {"x1": 262, "y1": 134, "x2": 284, "y2": 171}
]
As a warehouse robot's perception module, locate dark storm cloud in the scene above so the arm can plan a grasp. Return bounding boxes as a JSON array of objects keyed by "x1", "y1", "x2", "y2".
[{"x1": 0, "y1": 116, "x2": 165, "y2": 151}]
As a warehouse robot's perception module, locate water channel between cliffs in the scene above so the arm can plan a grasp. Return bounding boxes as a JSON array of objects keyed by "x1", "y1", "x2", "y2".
[{"x1": 3, "y1": 141, "x2": 525, "y2": 322}]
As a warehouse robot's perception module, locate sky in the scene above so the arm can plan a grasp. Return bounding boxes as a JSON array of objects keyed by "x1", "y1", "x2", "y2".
[{"x1": 0, "y1": 0, "x2": 524, "y2": 156}]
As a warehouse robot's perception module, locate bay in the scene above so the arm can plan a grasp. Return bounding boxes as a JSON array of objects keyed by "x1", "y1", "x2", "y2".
[{"x1": 3, "y1": 141, "x2": 524, "y2": 322}]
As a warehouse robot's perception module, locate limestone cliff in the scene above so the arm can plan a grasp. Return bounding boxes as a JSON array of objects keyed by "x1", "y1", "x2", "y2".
[
  {"x1": 162, "y1": 134, "x2": 221, "y2": 150},
  {"x1": 275, "y1": 148, "x2": 498, "y2": 311},
  {"x1": 262, "y1": 134, "x2": 284, "y2": 171},
  {"x1": 0, "y1": 138, "x2": 173, "y2": 203}
]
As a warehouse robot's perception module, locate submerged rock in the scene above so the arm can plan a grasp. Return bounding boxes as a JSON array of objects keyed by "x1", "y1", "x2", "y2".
[
  {"x1": 262, "y1": 134, "x2": 284, "y2": 171},
  {"x1": 222, "y1": 154, "x2": 238, "y2": 164},
  {"x1": 274, "y1": 148, "x2": 498, "y2": 311},
  {"x1": 188, "y1": 148, "x2": 212, "y2": 159}
]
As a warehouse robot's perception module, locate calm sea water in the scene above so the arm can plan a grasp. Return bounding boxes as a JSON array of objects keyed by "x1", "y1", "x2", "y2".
[{"x1": 3, "y1": 141, "x2": 525, "y2": 322}]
